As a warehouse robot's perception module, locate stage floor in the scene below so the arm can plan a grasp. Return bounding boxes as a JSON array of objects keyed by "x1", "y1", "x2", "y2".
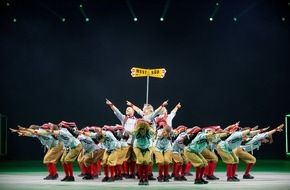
[{"x1": 0, "y1": 171, "x2": 290, "y2": 190}]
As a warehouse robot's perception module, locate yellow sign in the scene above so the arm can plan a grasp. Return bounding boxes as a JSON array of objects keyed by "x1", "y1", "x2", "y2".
[
  {"x1": 148, "y1": 68, "x2": 166, "y2": 78},
  {"x1": 131, "y1": 67, "x2": 148, "y2": 77},
  {"x1": 131, "y1": 67, "x2": 166, "y2": 78}
]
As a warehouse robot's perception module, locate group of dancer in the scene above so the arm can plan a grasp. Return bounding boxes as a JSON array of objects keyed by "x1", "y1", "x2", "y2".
[{"x1": 10, "y1": 99, "x2": 284, "y2": 186}]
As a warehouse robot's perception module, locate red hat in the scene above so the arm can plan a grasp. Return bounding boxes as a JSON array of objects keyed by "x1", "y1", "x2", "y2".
[
  {"x1": 58, "y1": 121, "x2": 76, "y2": 128},
  {"x1": 203, "y1": 125, "x2": 221, "y2": 130},
  {"x1": 102, "y1": 125, "x2": 115, "y2": 133},
  {"x1": 155, "y1": 117, "x2": 168, "y2": 127},
  {"x1": 175, "y1": 125, "x2": 188, "y2": 133},
  {"x1": 203, "y1": 125, "x2": 221, "y2": 133},
  {"x1": 224, "y1": 123, "x2": 239, "y2": 134},
  {"x1": 187, "y1": 126, "x2": 201, "y2": 134},
  {"x1": 41, "y1": 123, "x2": 53, "y2": 129}
]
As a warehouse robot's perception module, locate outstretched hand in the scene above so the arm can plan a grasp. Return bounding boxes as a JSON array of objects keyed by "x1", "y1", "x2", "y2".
[
  {"x1": 276, "y1": 124, "x2": 284, "y2": 132},
  {"x1": 126, "y1": 100, "x2": 133, "y2": 107},
  {"x1": 18, "y1": 125, "x2": 26, "y2": 130},
  {"x1": 162, "y1": 100, "x2": 169, "y2": 106},
  {"x1": 252, "y1": 125, "x2": 259, "y2": 130},
  {"x1": 9, "y1": 128, "x2": 18, "y2": 133},
  {"x1": 105, "y1": 98, "x2": 112, "y2": 105},
  {"x1": 264, "y1": 126, "x2": 270, "y2": 131}
]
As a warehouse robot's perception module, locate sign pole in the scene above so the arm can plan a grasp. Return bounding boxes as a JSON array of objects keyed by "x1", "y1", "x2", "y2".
[
  {"x1": 146, "y1": 75, "x2": 149, "y2": 104},
  {"x1": 131, "y1": 67, "x2": 166, "y2": 105}
]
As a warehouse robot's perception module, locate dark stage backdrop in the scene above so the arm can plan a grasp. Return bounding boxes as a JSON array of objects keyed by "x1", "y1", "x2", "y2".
[{"x1": 0, "y1": 0, "x2": 289, "y2": 160}]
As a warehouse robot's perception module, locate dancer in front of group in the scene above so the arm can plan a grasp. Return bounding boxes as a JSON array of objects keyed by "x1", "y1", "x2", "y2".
[
  {"x1": 132, "y1": 120, "x2": 156, "y2": 185},
  {"x1": 127, "y1": 99, "x2": 168, "y2": 180}
]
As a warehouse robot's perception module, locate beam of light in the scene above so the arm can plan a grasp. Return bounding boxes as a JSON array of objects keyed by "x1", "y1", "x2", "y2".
[
  {"x1": 160, "y1": 0, "x2": 171, "y2": 22},
  {"x1": 233, "y1": 0, "x2": 262, "y2": 22},
  {"x1": 125, "y1": 0, "x2": 137, "y2": 21},
  {"x1": 209, "y1": 1, "x2": 222, "y2": 22},
  {"x1": 79, "y1": 4, "x2": 89, "y2": 22},
  {"x1": 37, "y1": 1, "x2": 65, "y2": 22}
]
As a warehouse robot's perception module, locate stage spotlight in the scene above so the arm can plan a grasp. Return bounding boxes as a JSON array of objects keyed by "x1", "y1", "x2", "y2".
[
  {"x1": 233, "y1": 17, "x2": 238, "y2": 21},
  {"x1": 126, "y1": 0, "x2": 138, "y2": 22},
  {"x1": 38, "y1": 2, "x2": 65, "y2": 23},
  {"x1": 281, "y1": 17, "x2": 286, "y2": 22},
  {"x1": 62, "y1": 18, "x2": 66, "y2": 22},
  {"x1": 13, "y1": 18, "x2": 17, "y2": 22},
  {"x1": 160, "y1": 0, "x2": 171, "y2": 22},
  {"x1": 79, "y1": 3, "x2": 89, "y2": 22},
  {"x1": 209, "y1": 1, "x2": 221, "y2": 22},
  {"x1": 6, "y1": 3, "x2": 10, "y2": 7}
]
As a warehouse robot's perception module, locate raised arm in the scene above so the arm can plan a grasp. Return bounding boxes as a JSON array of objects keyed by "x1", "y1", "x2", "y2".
[
  {"x1": 155, "y1": 100, "x2": 169, "y2": 114},
  {"x1": 267, "y1": 124, "x2": 284, "y2": 136},
  {"x1": 106, "y1": 98, "x2": 119, "y2": 112},
  {"x1": 171, "y1": 102, "x2": 181, "y2": 113},
  {"x1": 242, "y1": 126, "x2": 270, "y2": 136},
  {"x1": 10, "y1": 127, "x2": 32, "y2": 137},
  {"x1": 126, "y1": 100, "x2": 141, "y2": 112}
]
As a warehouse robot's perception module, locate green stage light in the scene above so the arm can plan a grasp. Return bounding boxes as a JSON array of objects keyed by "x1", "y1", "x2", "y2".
[
  {"x1": 126, "y1": 0, "x2": 138, "y2": 23},
  {"x1": 62, "y1": 18, "x2": 66, "y2": 22},
  {"x1": 80, "y1": 4, "x2": 83, "y2": 8},
  {"x1": 13, "y1": 18, "x2": 17, "y2": 22},
  {"x1": 209, "y1": 17, "x2": 213, "y2": 21},
  {"x1": 281, "y1": 17, "x2": 286, "y2": 22},
  {"x1": 233, "y1": 17, "x2": 237, "y2": 21},
  {"x1": 160, "y1": 0, "x2": 170, "y2": 22},
  {"x1": 216, "y1": 3, "x2": 219, "y2": 6},
  {"x1": 85, "y1": 18, "x2": 89, "y2": 22},
  {"x1": 38, "y1": 2, "x2": 64, "y2": 23},
  {"x1": 6, "y1": 3, "x2": 10, "y2": 7}
]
